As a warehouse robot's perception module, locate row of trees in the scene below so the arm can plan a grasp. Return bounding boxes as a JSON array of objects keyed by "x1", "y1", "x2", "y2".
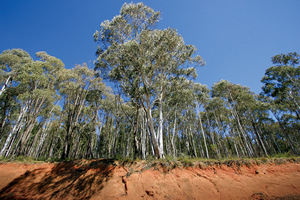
[{"x1": 0, "y1": 3, "x2": 299, "y2": 160}]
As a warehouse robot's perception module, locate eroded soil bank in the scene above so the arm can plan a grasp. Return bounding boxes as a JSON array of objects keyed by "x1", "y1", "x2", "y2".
[{"x1": 0, "y1": 159, "x2": 299, "y2": 200}]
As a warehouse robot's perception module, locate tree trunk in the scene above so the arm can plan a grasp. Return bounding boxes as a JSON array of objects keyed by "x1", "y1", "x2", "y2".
[
  {"x1": 251, "y1": 119, "x2": 268, "y2": 156},
  {"x1": 0, "y1": 76, "x2": 11, "y2": 97},
  {"x1": 196, "y1": 103, "x2": 209, "y2": 159},
  {"x1": 0, "y1": 105, "x2": 27, "y2": 157},
  {"x1": 145, "y1": 108, "x2": 161, "y2": 158},
  {"x1": 171, "y1": 113, "x2": 177, "y2": 158},
  {"x1": 157, "y1": 96, "x2": 164, "y2": 158},
  {"x1": 140, "y1": 111, "x2": 146, "y2": 159}
]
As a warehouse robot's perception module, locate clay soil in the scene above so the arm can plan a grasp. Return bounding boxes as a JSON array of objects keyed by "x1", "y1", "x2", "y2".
[{"x1": 0, "y1": 159, "x2": 299, "y2": 200}]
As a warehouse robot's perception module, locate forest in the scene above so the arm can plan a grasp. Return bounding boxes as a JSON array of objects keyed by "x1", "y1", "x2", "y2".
[{"x1": 0, "y1": 3, "x2": 299, "y2": 161}]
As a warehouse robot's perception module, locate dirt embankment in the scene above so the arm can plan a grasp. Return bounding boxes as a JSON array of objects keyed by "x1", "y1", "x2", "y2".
[{"x1": 0, "y1": 159, "x2": 299, "y2": 200}]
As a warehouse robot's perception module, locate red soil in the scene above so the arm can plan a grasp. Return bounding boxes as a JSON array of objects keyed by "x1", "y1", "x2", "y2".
[{"x1": 0, "y1": 159, "x2": 299, "y2": 200}]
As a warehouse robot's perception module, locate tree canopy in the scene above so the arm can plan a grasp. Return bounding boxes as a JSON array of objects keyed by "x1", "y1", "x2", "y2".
[{"x1": 0, "y1": 3, "x2": 299, "y2": 160}]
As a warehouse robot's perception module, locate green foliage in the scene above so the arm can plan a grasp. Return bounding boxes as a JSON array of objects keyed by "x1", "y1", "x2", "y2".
[
  {"x1": 261, "y1": 52, "x2": 300, "y2": 117},
  {"x1": 0, "y1": 3, "x2": 299, "y2": 162},
  {"x1": 0, "y1": 156, "x2": 7, "y2": 162},
  {"x1": 118, "y1": 156, "x2": 134, "y2": 164}
]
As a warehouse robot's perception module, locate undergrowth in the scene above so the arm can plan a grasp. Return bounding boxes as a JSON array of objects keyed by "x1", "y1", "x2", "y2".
[
  {"x1": 0, "y1": 153, "x2": 299, "y2": 167},
  {"x1": 0, "y1": 155, "x2": 66, "y2": 163}
]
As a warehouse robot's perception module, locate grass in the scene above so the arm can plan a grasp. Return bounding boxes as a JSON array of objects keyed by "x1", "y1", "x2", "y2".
[
  {"x1": 0, "y1": 154, "x2": 299, "y2": 181},
  {"x1": 1, "y1": 153, "x2": 299, "y2": 168},
  {"x1": 142, "y1": 153, "x2": 300, "y2": 170},
  {"x1": 0, "y1": 155, "x2": 67, "y2": 164}
]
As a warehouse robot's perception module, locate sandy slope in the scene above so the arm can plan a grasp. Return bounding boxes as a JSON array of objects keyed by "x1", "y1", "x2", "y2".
[{"x1": 0, "y1": 159, "x2": 299, "y2": 200}]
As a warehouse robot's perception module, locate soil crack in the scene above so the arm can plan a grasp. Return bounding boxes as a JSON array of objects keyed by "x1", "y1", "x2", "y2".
[
  {"x1": 190, "y1": 169, "x2": 221, "y2": 198},
  {"x1": 122, "y1": 176, "x2": 128, "y2": 195}
]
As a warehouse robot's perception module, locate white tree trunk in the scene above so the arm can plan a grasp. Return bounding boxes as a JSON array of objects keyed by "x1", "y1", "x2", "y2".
[
  {"x1": 145, "y1": 108, "x2": 161, "y2": 158},
  {"x1": 0, "y1": 105, "x2": 27, "y2": 156},
  {"x1": 227, "y1": 97, "x2": 253, "y2": 157},
  {"x1": 0, "y1": 76, "x2": 11, "y2": 97},
  {"x1": 140, "y1": 111, "x2": 147, "y2": 159},
  {"x1": 233, "y1": 140, "x2": 239, "y2": 158},
  {"x1": 158, "y1": 96, "x2": 164, "y2": 158},
  {"x1": 196, "y1": 103, "x2": 209, "y2": 159},
  {"x1": 35, "y1": 121, "x2": 53, "y2": 157},
  {"x1": 171, "y1": 112, "x2": 177, "y2": 158}
]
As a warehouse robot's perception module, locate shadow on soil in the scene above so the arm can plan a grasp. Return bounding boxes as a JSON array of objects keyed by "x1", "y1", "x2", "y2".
[{"x1": 0, "y1": 159, "x2": 115, "y2": 200}]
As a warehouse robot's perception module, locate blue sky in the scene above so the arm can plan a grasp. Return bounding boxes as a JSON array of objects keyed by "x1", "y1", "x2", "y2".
[{"x1": 1, "y1": 0, "x2": 299, "y2": 94}]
